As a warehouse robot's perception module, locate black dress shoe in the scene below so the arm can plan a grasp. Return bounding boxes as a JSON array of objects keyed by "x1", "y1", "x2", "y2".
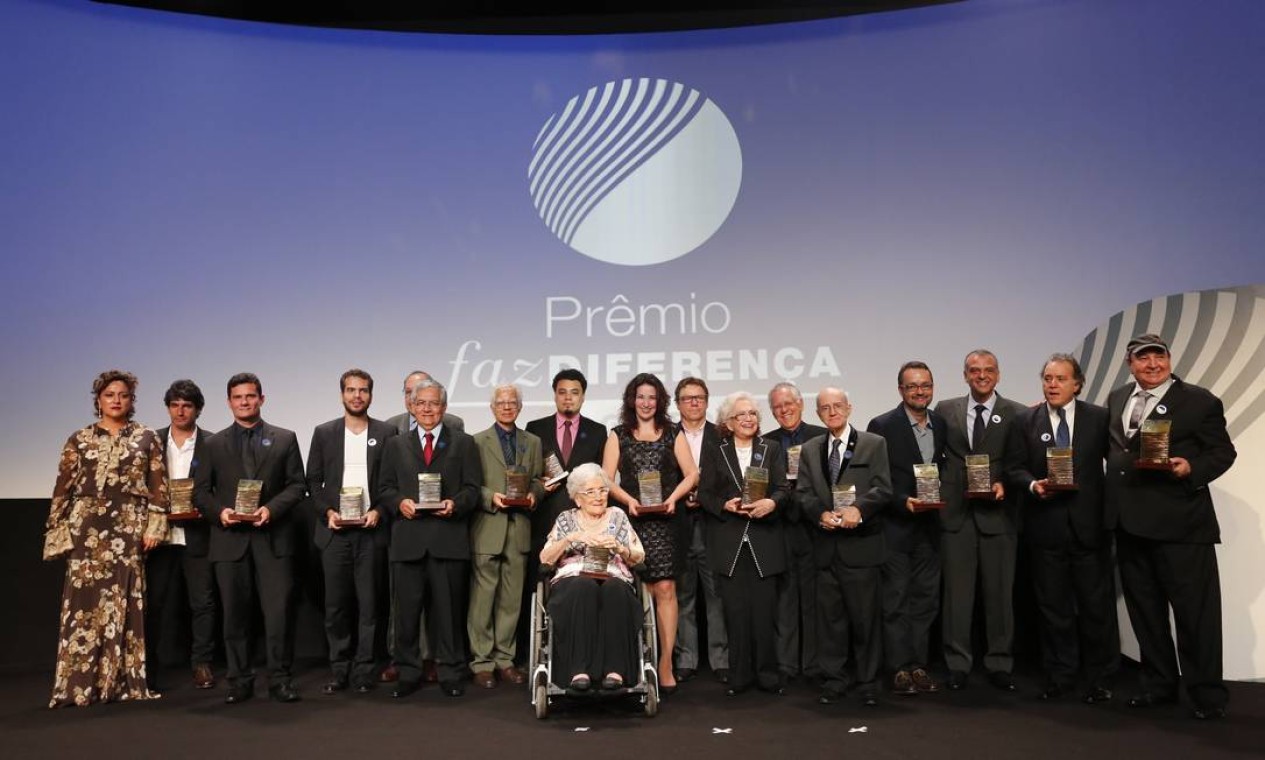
[
  {"x1": 322, "y1": 678, "x2": 348, "y2": 695},
  {"x1": 659, "y1": 683, "x2": 678, "y2": 697},
  {"x1": 1128, "y1": 692, "x2": 1177, "y2": 708},
  {"x1": 860, "y1": 692, "x2": 879, "y2": 707},
  {"x1": 1083, "y1": 687, "x2": 1112, "y2": 705},
  {"x1": 725, "y1": 685, "x2": 748, "y2": 697},
  {"x1": 392, "y1": 681, "x2": 420, "y2": 699},
  {"x1": 1193, "y1": 705, "x2": 1227, "y2": 720},
  {"x1": 987, "y1": 671, "x2": 1016, "y2": 692},
  {"x1": 269, "y1": 682, "x2": 301, "y2": 703},
  {"x1": 1039, "y1": 684, "x2": 1065, "y2": 701},
  {"x1": 353, "y1": 680, "x2": 374, "y2": 694},
  {"x1": 439, "y1": 680, "x2": 465, "y2": 697},
  {"x1": 601, "y1": 675, "x2": 625, "y2": 691},
  {"x1": 225, "y1": 683, "x2": 254, "y2": 705},
  {"x1": 818, "y1": 689, "x2": 843, "y2": 705},
  {"x1": 714, "y1": 668, "x2": 730, "y2": 684},
  {"x1": 568, "y1": 675, "x2": 591, "y2": 693},
  {"x1": 676, "y1": 668, "x2": 696, "y2": 682},
  {"x1": 947, "y1": 671, "x2": 968, "y2": 691}
]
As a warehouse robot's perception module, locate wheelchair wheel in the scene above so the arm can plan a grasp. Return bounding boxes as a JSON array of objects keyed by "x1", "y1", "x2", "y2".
[
  {"x1": 643, "y1": 668, "x2": 659, "y2": 717},
  {"x1": 534, "y1": 681, "x2": 549, "y2": 719}
]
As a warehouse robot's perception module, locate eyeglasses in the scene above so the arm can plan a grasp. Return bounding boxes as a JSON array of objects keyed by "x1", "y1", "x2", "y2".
[
  {"x1": 412, "y1": 400, "x2": 443, "y2": 409},
  {"x1": 493, "y1": 401, "x2": 520, "y2": 408},
  {"x1": 578, "y1": 487, "x2": 610, "y2": 499},
  {"x1": 900, "y1": 383, "x2": 933, "y2": 392},
  {"x1": 678, "y1": 395, "x2": 707, "y2": 404},
  {"x1": 729, "y1": 410, "x2": 758, "y2": 421}
]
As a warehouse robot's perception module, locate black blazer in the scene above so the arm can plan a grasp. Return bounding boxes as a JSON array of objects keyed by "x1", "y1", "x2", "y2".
[
  {"x1": 865, "y1": 405, "x2": 947, "y2": 551},
  {"x1": 306, "y1": 416, "x2": 398, "y2": 549},
  {"x1": 524, "y1": 413, "x2": 608, "y2": 543},
  {"x1": 157, "y1": 425, "x2": 213, "y2": 558},
  {"x1": 192, "y1": 421, "x2": 307, "y2": 562},
  {"x1": 698, "y1": 436, "x2": 789, "y2": 578},
  {"x1": 796, "y1": 429, "x2": 892, "y2": 568},
  {"x1": 934, "y1": 394, "x2": 1028, "y2": 535},
  {"x1": 378, "y1": 425, "x2": 482, "y2": 562},
  {"x1": 1005, "y1": 400, "x2": 1110, "y2": 549},
  {"x1": 761, "y1": 421, "x2": 828, "y2": 527},
  {"x1": 1104, "y1": 377, "x2": 1236, "y2": 543}
]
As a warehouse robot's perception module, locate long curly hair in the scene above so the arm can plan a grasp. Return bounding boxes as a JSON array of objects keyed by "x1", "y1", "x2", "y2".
[{"x1": 619, "y1": 373, "x2": 670, "y2": 432}]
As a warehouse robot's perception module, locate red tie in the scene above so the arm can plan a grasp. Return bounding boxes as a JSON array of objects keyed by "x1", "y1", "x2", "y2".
[
  {"x1": 424, "y1": 432, "x2": 434, "y2": 466},
  {"x1": 561, "y1": 420, "x2": 574, "y2": 464}
]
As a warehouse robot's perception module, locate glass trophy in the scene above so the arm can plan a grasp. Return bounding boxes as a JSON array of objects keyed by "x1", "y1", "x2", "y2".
[
  {"x1": 1045, "y1": 447, "x2": 1078, "y2": 491},
  {"x1": 580, "y1": 546, "x2": 613, "y2": 580},
  {"x1": 786, "y1": 445, "x2": 803, "y2": 481},
  {"x1": 831, "y1": 484, "x2": 857, "y2": 514},
  {"x1": 234, "y1": 479, "x2": 264, "y2": 522},
  {"x1": 912, "y1": 464, "x2": 945, "y2": 510},
  {"x1": 637, "y1": 470, "x2": 668, "y2": 514},
  {"x1": 168, "y1": 477, "x2": 198, "y2": 521},
  {"x1": 543, "y1": 452, "x2": 569, "y2": 488},
  {"x1": 965, "y1": 454, "x2": 993, "y2": 499},
  {"x1": 503, "y1": 465, "x2": 533, "y2": 508},
  {"x1": 336, "y1": 486, "x2": 366, "y2": 526},
  {"x1": 740, "y1": 466, "x2": 770, "y2": 512},
  {"x1": 1136, "y1": 419, "x2": 1172, "y2": 470},
  {"x1": 416, "y1": 473, "x2": 444, "y2": 510}
]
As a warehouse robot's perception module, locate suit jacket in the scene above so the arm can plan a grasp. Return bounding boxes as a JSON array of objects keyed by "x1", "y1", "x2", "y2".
[
  {"x1": 378, "y1": 425, "x2": 482, "y2": 562},
  {"x1": 470, "y1": 424, "x2": 544, "y2": 556},
  {"x1": 157, "y1": 425, "x2": 213, "y2": 557},
  {"x1": 524, "y1": 413, "x2": 608, "y2": 545},
  {"x1": 305, "y1": 416, "x2": 398, "y2": 549},
  {"x1": 698, "y1": 436, "x2": 789, "y2": 577},
  {"x1": 934, "y1": 393, "x2": 1028, "y2": 535},
  {"x1": 865, "y1": 405, "x2": 948, "y2": 552},
  {"x1": 192, "y1": 421, "x2": 307, "y2": 562},
  {"x1": 1005, "y1": 400, "x2": 1110, "y2": 549},
  {"x1": 1104, "y1": 377, "x2": 1236, "y2": 543},
  {"x1": 387, "y1": 411, "x2": 464, "y2": 436},
  {"x1": 761, "y1": 421, "x2": 829, "y2": 527},
  {"x1": 796, "y1": 428, "x2": 892, "y2": 569}
]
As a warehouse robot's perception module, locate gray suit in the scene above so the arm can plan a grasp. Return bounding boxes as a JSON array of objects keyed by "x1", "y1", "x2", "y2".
[{"x1": 934, "y1": 393, "x2": 1027, "y2": 677}]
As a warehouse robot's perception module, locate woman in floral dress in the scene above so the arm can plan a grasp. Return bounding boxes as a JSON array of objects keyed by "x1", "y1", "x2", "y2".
[{"x1": 43, "y1": 370, "x2": 168, "y2": 708}]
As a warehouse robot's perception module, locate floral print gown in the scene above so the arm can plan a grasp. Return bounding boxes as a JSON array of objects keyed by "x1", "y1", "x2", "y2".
[{"x1": 45, "y1": 423, "x2": 168, "y2": 708}]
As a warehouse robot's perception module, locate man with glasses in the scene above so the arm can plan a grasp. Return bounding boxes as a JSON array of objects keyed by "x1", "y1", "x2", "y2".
[
  {"x1": 673, "y1": 377, "x2": 729, "y2": 683},
  {"x1": 796, "y1": 387, "x2": 891, "y2": 707},
  {"x1": 866, "y1": 361, "x2": 947, "y2": 697},
  {"x1": 468, "y1": 384, "x2": 543, "y2": 689},
  {"x1": 762, "y1": 382, "x2": 827, "y2": 683}
]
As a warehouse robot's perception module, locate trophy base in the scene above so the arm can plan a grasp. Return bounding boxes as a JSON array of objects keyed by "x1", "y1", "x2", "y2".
[
  {"x1": 168, "y1": 511, "x2": 201, "y2": 522},
  {"x1": 416, "y1": 501, "x2": 445, "y2": 511},
  {"x1": 1044, "y1": 482, "x2": 1079, "y2": 492},
  {"x1": 502, "y1": 497, "x2": 533, "y2": 509},
  {"x1": 579, "y1": 571, "x2": 610, "y2": 582},
  {"x1": 544, "y1": 472, "x2": 570, "y2": 488},
  {"x1": 1135, "y1": 459, "x2": 1171, "y2": 470},
  {"x1": 233, "y1": 512, "x2": 263, "y2": 523},
  {"x1": 911, "y1": 500, "x2": 945, "y2": 511},
  {"x1": 965, "y1": 490, "x2": 994, "y2": 500},
  {"x1": 637, "y1": 503, "x2": 670, "y2": 516},
  {"x1": 334, "y1": 517, "x2": 366, "y2": 528}
]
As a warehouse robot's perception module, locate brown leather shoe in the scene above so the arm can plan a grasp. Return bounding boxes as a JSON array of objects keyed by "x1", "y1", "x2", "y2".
[
  {"x1": 192, "y1": 664, "x2": 215, "y2": 690},
  {"x1": 911, "y1": 667, "x2": 940, "y2": 693},
  {"x1": 893, "y1": 669, "x2": 917, "y2": 696},
  {"x1": 379, "y1": 665, "x2": 399, "y2": 683},
  {"x1": 422, "y1": 660, "x2": 439, "y2": 683},
  {"x1": 498, "y1": 666, "x2": 527, "y2": 685},
  {"x1": 473, "y1": 671, "x2": 497, "y2": 689}
]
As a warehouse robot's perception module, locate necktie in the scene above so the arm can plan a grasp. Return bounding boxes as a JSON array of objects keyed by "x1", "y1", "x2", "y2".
[
  {"x1": 1055, "y1": 407, "x2": 1070, "y2": 448},
  {"x1": 241, "y1": 427, "x2": 258, "y2": 479},
  {"x1": 972, "y1": 404, "x2": 987, "y2": 452},
  {"x1": 1127, "y1": 391, "x2": 1150, "y2": 435},
  {"x1": 828, "y1": 437, "x2": 842, "y2": 483},
  {"x1": 501, "y1": 432, "x2": 516, "y2": 466},
  {"x1": 423, "y1": 432, "x2": 434, "y2": 467},
  {"x1": 561, "y1": 420, "x2": 574, "y2": 464}
]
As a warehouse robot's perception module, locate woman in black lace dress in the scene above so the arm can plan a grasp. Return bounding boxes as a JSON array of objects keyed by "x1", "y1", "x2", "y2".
[{"x1": 602, "y1": 373, "x2": 698, "y2": 693}]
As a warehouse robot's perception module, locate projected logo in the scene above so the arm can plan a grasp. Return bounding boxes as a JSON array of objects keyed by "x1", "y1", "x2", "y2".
[{"x1": 529, "y1": 78, "x2": 743, "y2": 266}]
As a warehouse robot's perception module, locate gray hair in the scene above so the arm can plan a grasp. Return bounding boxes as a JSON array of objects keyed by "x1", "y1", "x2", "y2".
[
  {"x1": 408, "y1": 377, "x2": 447, "y2": 406},
  {"x1": 489, "y1": 383, "x2": 523, "y2": 406},
  {"x1": 767, "y1": 381, "x2": 802, "y2": 405},
  {"x1": 963, "y1": 349, "x2": 999, "y2": 371},
  {"x1": 566, "y1": 462, "x2": 611, "y2": 499},
  {"x1": 402, "y1": 370, "x2": 431, "y2": 392},
  {"x1": 717, "y1": 391, "x2": 760, "y2": 431}
]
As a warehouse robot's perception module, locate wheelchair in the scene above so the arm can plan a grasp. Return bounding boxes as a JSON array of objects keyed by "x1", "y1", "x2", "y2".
[{"x1": 527, "y1": 566, "x2": 660, "y2": 718}]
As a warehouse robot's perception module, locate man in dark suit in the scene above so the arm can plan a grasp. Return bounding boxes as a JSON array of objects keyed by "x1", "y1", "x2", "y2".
[
  {"x1": 673, "y1": 377, "x2": 729, "y2": 683},
  {"x1": 386, "y1": 369, "x2": 465, "y2": 435},
  {"x1": 519, "y1": 369, "x2": 607, "y2": 662},
  {"x1": 1006, "y1": 354, "x2": 1118, "y2": 704},
  {"x1": 193, "y1": 373, "x2": 307, "y2": 704},
  {"x1": 763, "y1": 381, "x2": 828, "y2": 683},
  {"x1": 935, "y1": 349, "x2": 1027, "y2": 691},
  {"x1": 145, "y1": 379, "x2": 218, "y2": 691},
  {"x1": 796, "y1": 387, "x2": 892, "y2": 707},
  {"x1": 378, "y1": 377, "x2": 482, "y2": 698},
  {"x1": 306, "y1": 369, "x2": 397, "y2": 695},
  {"x1": 1106, "y1": 334, "x2": 1236, "y2": 719},
  {"x1": 866, "y1": 361, "x2": 947, "y2": 697}
]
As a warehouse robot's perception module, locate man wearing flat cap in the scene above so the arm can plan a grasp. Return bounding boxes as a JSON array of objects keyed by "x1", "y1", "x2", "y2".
[{"x1": 1105, "y1": 334, "x2": 1236, "y2": 720}]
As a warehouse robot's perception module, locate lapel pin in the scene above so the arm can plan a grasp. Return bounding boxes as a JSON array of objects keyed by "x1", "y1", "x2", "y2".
[
  {"x1": 1155, "y1": 404, "x2": 1167, "y2": 415},
  {"x1": 368, "y1": 438, "x2": 377, "y2": 447},
  {"x1": 261, "y1": 438, "x2": 272, "y2": 447},
  {"x1": 1041, "y1": 433, "x2": 1051, "y2": 442},
  {"x1": 991, "y1": 414, "x2": 1002, "y2": 424}
]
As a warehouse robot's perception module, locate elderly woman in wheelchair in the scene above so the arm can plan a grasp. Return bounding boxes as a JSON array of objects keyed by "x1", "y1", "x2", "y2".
[{"x1": 538, "y1": 463, "x2": 647, "y2": 693}]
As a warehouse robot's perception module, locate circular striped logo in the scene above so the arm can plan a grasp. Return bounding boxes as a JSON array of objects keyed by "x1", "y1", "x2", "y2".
[{"x1": 529, "y1": 78, "x2": 743, "y2": 266}]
